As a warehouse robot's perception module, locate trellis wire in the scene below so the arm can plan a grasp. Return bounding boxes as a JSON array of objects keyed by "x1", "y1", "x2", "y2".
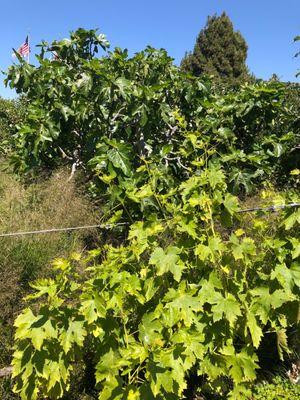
[
  {"x1": 237, "y1": 202, "x2": 300, "y2": 213},
  {"x1": 0, "y1": 223, "x2": 129, "y2": 238},
  {"x1": 0, "y1": 203, "x2": 299, "y2": 238}
]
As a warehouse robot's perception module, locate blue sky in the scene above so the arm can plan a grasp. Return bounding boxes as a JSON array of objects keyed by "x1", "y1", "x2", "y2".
[{"x1": 1, "y1": 0, "x2": 299, "y2": 98}]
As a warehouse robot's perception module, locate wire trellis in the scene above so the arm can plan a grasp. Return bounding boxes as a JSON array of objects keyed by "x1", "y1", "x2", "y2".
[{"x1": 0, "y1": 203, "x2": 299, "y2": 238}]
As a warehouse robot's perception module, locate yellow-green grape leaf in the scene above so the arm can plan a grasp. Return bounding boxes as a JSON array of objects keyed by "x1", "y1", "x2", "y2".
[
  {"x1": 149, "y1": 246, "x2": 184, "y2": 281},
  {"x1": 60, "y1": 319, "x2": 87, "y2": 353},
  {"x1": 247, "y1": 312, "x2": 263, "y2": 349}
]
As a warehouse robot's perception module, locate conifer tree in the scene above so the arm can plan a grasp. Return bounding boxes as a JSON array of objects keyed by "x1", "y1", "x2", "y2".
[{"x1": 181, "y1": 12, "x2": 250, "y2": 84}]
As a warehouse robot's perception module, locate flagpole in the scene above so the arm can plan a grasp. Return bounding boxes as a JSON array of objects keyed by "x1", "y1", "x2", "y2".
[{"x1": 27, "y1": 31, "x2": 30, "y2": 63}]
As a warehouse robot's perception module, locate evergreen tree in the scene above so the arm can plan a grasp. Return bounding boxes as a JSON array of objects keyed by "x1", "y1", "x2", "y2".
[{"x1": 181, "y1": 12, "x2": 250, "y2": 84}]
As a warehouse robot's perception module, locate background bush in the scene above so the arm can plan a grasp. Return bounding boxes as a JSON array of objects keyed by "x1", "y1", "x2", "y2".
[
  {"x1": 0, "y1": 97, "x2": 26, "y2": 156},
  {"x1": 251, "y1": 376, "x2": 300, "y2": 400}
]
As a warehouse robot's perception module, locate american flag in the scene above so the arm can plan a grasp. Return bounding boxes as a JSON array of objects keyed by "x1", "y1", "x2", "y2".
[{"x1": 17, "y1": 36, "x2": 30, "y2": 57}]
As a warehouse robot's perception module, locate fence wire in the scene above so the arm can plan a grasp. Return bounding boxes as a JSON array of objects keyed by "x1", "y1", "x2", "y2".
[{"x1": 0, "y1": 203, "x2": 299, "y2": 238}]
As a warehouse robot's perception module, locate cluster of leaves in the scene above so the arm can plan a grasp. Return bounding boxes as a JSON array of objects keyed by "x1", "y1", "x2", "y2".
[
  {"x1": 251, "y1": 376, "x2": 300, "y2": 399},
  {"x1": 86, "y1": 82, "x2": 299, "y2": 224},
  {"x1": 4, "y1": 29, "x2": 300, "y2": 400}
]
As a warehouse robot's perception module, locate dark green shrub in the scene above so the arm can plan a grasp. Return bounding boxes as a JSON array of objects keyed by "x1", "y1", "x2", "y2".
[{"x1": 5, "y1": 29, "x2": 298, "y2": 197}]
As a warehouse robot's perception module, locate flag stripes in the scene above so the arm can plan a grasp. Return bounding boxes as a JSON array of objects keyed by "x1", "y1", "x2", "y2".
[{"x1": 17, "y1": 36, "x2": 30, "y2": 57}]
